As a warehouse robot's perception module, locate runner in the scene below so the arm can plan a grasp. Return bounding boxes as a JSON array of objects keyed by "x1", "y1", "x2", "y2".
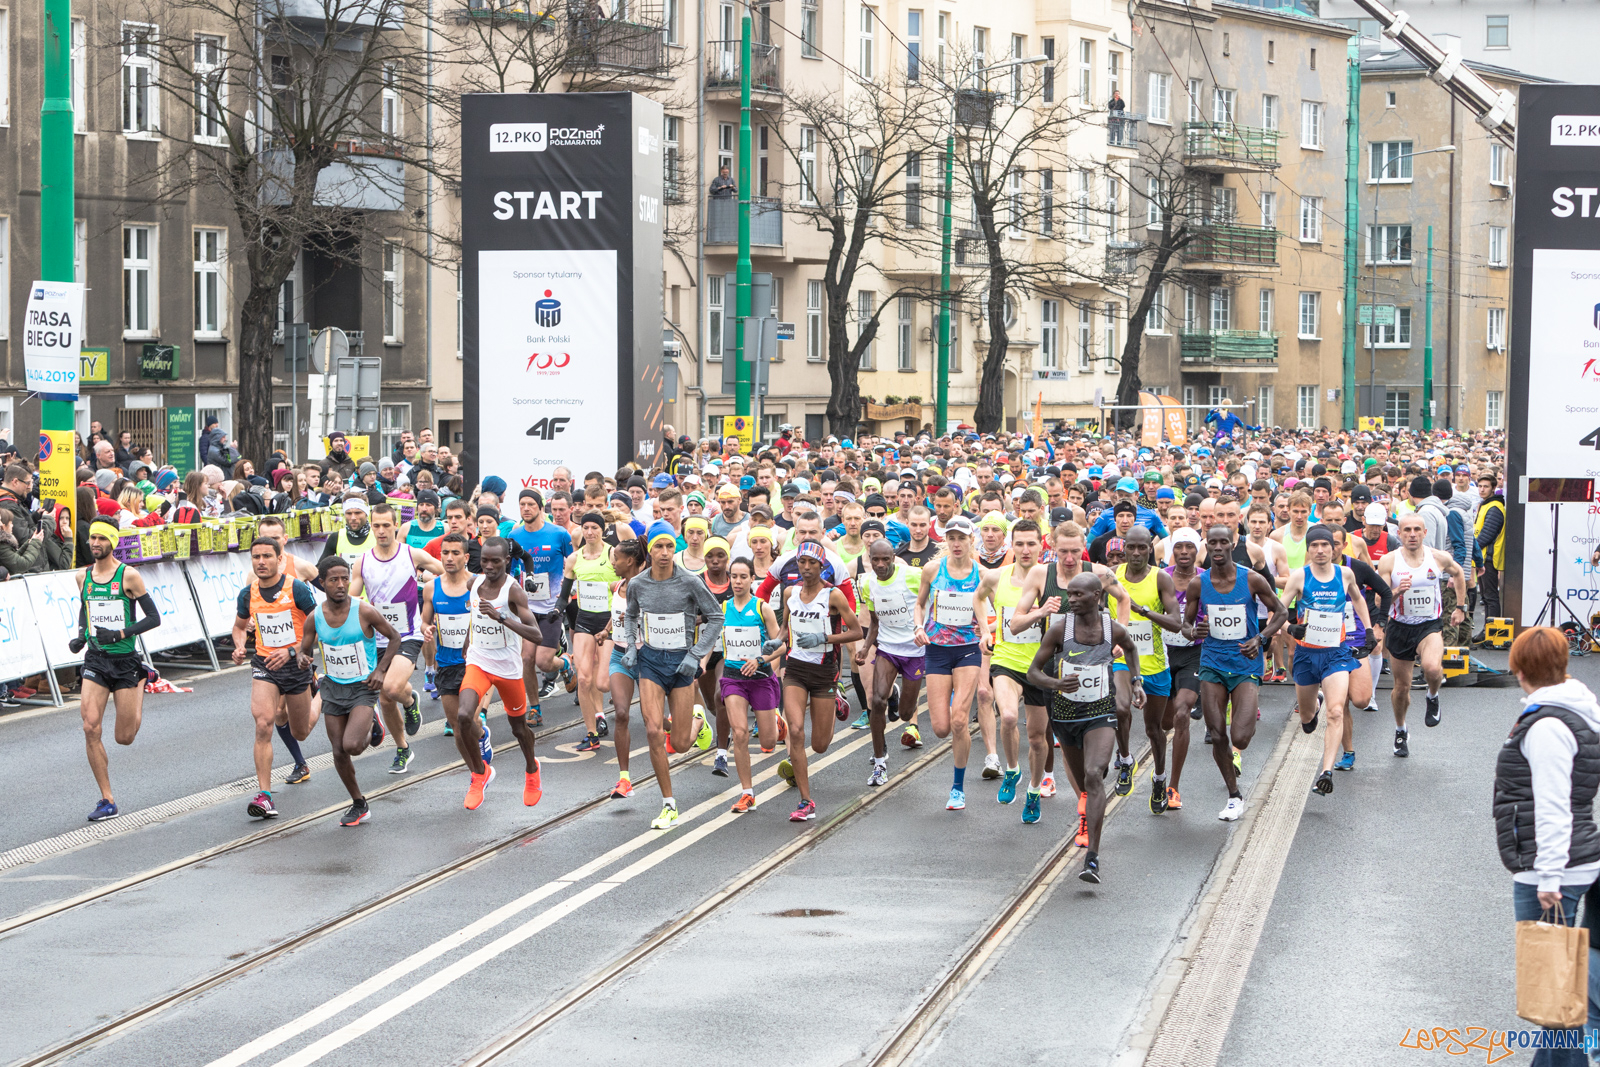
[
  {"x1": 420, "y1": 533, "x2": 490, "y2": 778},
  {"x1": 1160, "y1": 528, "x2": 1205, "y2": 811},
  {"x1": 1181, "y1": 524, "x2": 1287, "y2": 822},
  {"x1": 719, "y1": 557, "x2": 785, "y2": 811},
  {"x1": 1026, "y1": 573, "x2": 1144, "y2": 883},
  {"x1": 621, "y1": 522, "x2": 722, "y2": 830},
  {"x1": 1268, "y1": 491, "x2": 1312, "y2": 682},
  {"x1": 605, "y1": 538, "x2": 650, "y2": 798},
  {"x1": 1116, "y1": 527, "x2": 1180, "y2": 815},
  {"x1": 975, "y1": 518, "x2": 1052, "y2": 823},
  {"x1": 1329, "y1": 522, "x2": 1391, "y2": 724},
  {"x1": 74, "y1": 521, "x2": 162, "y2": 821},
  {"x1": 561, "y1": 511, "x2": 620, "y2": 752},
  {"x1": 972, "y1": 512, "x2": 1011, "y2": 782},
  {"x1": 403, "y1": 490, "x2": 444, "y2": 698},
  {"x1": 256, "y1": 515, "x2": 321, "y2": 784},
  {"x1": 779, "y1": 539, "x2": 864, "y2": 820},
  {"x1": 348, "y1": 502, "x2": 443, "y2": 773},
  {"x1": 915, "y1": 516, "x2": 985, "y2": 811},
  {"x1": 296, "y1": 556, "x2": 403, "y2": 826},
  {"x1": 856, "y1": 538, "x2": 926, "y2": 782},
  {"x1": 231, "y1": 537, "x2": 321, "y2": 820},
  {"x1": 1376, "y1": 514, "x2": 1468, "y2": 757},
  {"x1": 507, "y1": 489, "x2": 575, "y2": 716}
]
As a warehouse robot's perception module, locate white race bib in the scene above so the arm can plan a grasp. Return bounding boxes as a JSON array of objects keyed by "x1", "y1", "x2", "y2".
[
  {"x1": 644, "y1": 611, "x2": 689, "y2": 650},
  {"x1": 88, "y1": 599, "x2": 125, "y2": 632},
  {"x1": 723, "y1": 624, "x2": 762, "y2": 661},
  {"x1": 1059, "y1": 661, "x2": 1109, "y2": 703},
  {"x1": 934, "y1": 588, "x2": 974, "y2": 628},
  {"x1": 872, "y1": 586, "x2": 913, "y2": 624},
  {"x1": 436, "y1": 612, "x2": 469, "y2": 650},
  {"x1": 255, "y1": 610, "x2": 297, "y2": 648},
  {"x1": 1126, "y1": 616, "x2": 1156, "y2": 657},
  {"x1": 323, "y1": 641, "x2": 369, "y2": 677},
  {"x1": 1403, "y1": 585, "x2": 1438, "y2": 618},
  {"x1": 375, "y1": 601, "x2": 407, "y2": 632},
  {"x1": 1302, "y1": 608, "x2": 1344, "y2": 648},
  {"x1": 577, "y1": 580, "x2": 609, "y2": 613},
  {"x1": 471, "y1": 612, "x2": 507, "y2": 649},
  {"x1": 790, "y1": 610, "x2": 828, "y2": 640},
  {"x1": 610, "y1": 600, "x2": 627, "y2": 639},
  {"x1": 1207, "y1": 604, "x2": 1247, "y2": 641},
  {"x1": 525, "y1": 571, "x2": 551, "y2": 601},
  {"x1": 1002, "y1": 606, "x2": 1042, "y2": 645}
]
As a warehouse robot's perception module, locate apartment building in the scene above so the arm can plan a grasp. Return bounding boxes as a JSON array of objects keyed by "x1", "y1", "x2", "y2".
[{"x1": 1131, "y1": 0, "x2": 1352, "y2": 432}]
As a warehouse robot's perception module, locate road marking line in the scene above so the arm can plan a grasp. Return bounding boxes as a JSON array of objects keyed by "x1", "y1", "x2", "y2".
[{"x1": 0, "y1": 664, "x2": 253, "y2": 725}]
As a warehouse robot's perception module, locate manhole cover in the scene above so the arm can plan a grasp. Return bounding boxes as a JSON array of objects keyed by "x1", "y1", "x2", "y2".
[{"x1": 771, "y1": 908, "x2": 841, "y2": 918}]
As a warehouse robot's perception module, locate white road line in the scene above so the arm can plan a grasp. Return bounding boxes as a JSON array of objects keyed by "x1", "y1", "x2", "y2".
[{"x1": 210, "y1": 732, "x2": 879, "y2": 1067}]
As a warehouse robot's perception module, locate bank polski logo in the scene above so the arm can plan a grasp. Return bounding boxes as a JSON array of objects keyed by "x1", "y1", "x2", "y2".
[{"x1": 535, "y1": 289, "x2": 561, "y2": 327}]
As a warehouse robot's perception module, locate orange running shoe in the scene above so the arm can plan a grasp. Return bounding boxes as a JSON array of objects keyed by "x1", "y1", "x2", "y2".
[
  {"x1": 1075, "y1": 791, "x2": 1089, "y2": 848},
  {"x1": 465, "y1": 765, "x2": 495, "y2": 810},
  {"x1": 760, "y1": 745, "x2": 775, "y2": 754},
  {"x1": 1166, "y1": 787, "x2": 1183, "y2": 810},
  {"x1": 1040, "y1": 773, "x2": 1057, "y2": 798},
  {"x1": 730, "y1": 792, "x2": 756, "y2": 814},
  {"x1": 776, "y1": 717, "x2": 788, "y2": 744},
  {"x1": 610, "y1": 776, "x2": 633, "y2": 798},
  {"x1": 523, "y1": 766, "x2": 543, "y2": 806}
]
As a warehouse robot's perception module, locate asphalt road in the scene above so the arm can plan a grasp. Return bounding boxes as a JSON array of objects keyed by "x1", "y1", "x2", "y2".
[{"x1": 0, "y1": 643, "x2": 1558, "y2": 1066}]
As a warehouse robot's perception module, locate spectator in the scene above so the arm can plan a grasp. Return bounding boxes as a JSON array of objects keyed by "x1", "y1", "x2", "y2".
[
  {"x1": 93, "y1": 440, "x2": 117, "y2": 471},
  {"x1": 710, "y1": 165, "x2": 736, "y2": 199},
  {"x1": 113, "y1": 430, "x2": 136, "y2": 469},
  {"x1": 1479, "y1": 475, "x2": 1506, "y2": 633},
  {"x1": 197, "y1": 416, "x2": 220, "y2": 468},
  {"x1": 0, "y1": 506, "x2": 47, "y2": 574},
  {"x1": 74, "y1": 485, "x2": 95, "y2": 563},
  {"x1": 230, "y1": 457, "x2": 255, "y2": 481},
  {"x1": 323, "y1": 432, "x2": 357, "y2": 484},
  {"x1": 172, "y1": 471, "x2": 206, "y2": 525},
  {"x1": 1410, "y1": 474, "x2": 1450, "y2": 552},
  {"x1": 205, "y1": 432, "x2": 241, "y2": 469},
  {"x1": 200, "y1": 465, "x2": 227, "y2": 516},
  {"x1": 0, "y1": 463, "x2": 33, "y2": 542},
  {"x1": 1496, "y1": 626, "x2": 1600, "y2": 1064}
]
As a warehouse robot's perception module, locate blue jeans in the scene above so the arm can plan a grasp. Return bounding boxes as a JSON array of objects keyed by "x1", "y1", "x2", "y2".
[{"x1": 1513, "y1": 881, "x2": 1598, "y2": 1065}]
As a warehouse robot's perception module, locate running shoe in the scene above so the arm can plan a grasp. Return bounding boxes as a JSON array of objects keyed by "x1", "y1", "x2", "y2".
[
  {"x1": 1334, "y1": 750, "x2": 1355, "y2": 772},
  {"x1": 465, "y1": 766, "x2": 494, "y2": 810},
  {"x1": 777, "y1": 758, "x2": 796, "y2": 786},
  {"x1": 867, "y1": 762, "x2": 888, "y2": 787},
  {"x1": 776, "y1": 716, "x2": 788, "y2": 744},
  {"x1": 247, "y1": 792, "x2": 278, "y2": 819},
  {"x1": 1393, "y1": 729, "x2": 1409, "y2": 758},
  {"x1": 982, "y1": 754, "x2": 1003, "y2": 780},
  {"x1": 340, "y1": 799, "x2": 371, "y2": 826},
  {"x1": 1218, "y1": 796, "x2": 1245, "y2": 822},
  {"x1": 1076, "y1": 791, "x2": 1089, "y2": 846},
  {"x1": 1190, "y1": 705, "x2": 1203, "y2": 720},
  {"x1": 730, "y1": 792, "x2": 756, "y2": 814},
  {"x1": 887, "y1": 692, "x2": 901, "y2": 722},
  {"x1": 443, "y1": 722, "x2": 454, "y2": 737},
  {"x1": 1040, "y1": 773, "x2": 1057, "y2": 798},
  {"x1": 1231, "y1": 748, "x2": 1242, "y2": 774},
  {"x1": 596, "y1": 714, "x2": 609, "y2": 738},
  {"x1": 997, "y1": 769, "x2": 1021, "y2": 805},
  {"x1": 524, "y1": 767, "x2": 542, "y2": 806},
  {"x1": 1312, "y1": 770, "x2": 1334, "y2": 796},
  {"x1": 1424, "y1": 693, "x2": 1441, "y2": 728},
  {"x1": 790, "y1": 798, "x2": 817, "y2": 822},
  {"x1": 1203, "y1": 727, "x2": 1214, "y2": 745},
  {"x1": 651, "y1": 802, "x2": 679, "y2": 830},
  {"x1": 286, "y1": 763, "x2": 311, "y2": 785},
  {"x1": 711, "y1": 752, "x2": 729, "y2": 777},
  {"x1": 87, "y1": 798, "x2": 119, "y2": 822},
  {"x1": 529, "y1": 704, "x2": 543, "y2": 727},
  {"x1": 1149, "y1": 777, "x2": 1168, "y2": 814},
  {"x1": 402, "y1": 689, "x2": 422, "y2": 736},
  {"x1": 1079, "y1": 852, "x2": 1100, "y2": 884},
  {"x1": 1362, "y1": 702, "x2": 1380, "y2": 714},
  {"x1": 849, "y1": 708, "x2": 871, "y2": 730},
  {"x1": 694, "y1": 708, "x2": 715, "y2": 751},
  {"x1": 835, "y1": 693, "x2": 852, "y2": 722},
  {"x1": 370, "y1": 714, "x2": 386, "y2": 749},
  {"x1": 610, "y1": 776, "x2": 633, "y2": 798},
  {"x1": 1166, "y1": 787, "x2": 1182, "y2": 811},
  {"x1": 1114, "y1": 757, "x2": 1136, "y2": 797},
  {"x1": 539, "y1": 675, "x2": 560, "y2": 701},
  {"x1": 901, "y1": 724, "x2": 923, "y2": 749},
  {"x1": 425, "y1": 670, "x2": 437, "y2": 698},
  {"x1": 1021, "y1": 790, "x2": 1042, "y2": 824},
  {"x1": 479, "y1": 720, "x2": 494, "y2": 766},
  {"x1": 577, "y1": 732, "x2": 601, "y2": 753},
  {"x1": 561, "y1": 656, "x2": 577, "y2": 693},
  {"x1": 1301, "y1": 708, "x2": 1319, "y2": 734},
  {"x1": 390, "y1": 747, "x2": 413, "y2": 774},
  {"x1": 946, "y1": 787, "x2": 966, "y2": 810}
]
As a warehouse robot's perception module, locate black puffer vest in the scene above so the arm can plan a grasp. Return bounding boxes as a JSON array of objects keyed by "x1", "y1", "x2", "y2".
[{"x1": 1494, "y1": 705, "x2": 1600, "y2": 873}]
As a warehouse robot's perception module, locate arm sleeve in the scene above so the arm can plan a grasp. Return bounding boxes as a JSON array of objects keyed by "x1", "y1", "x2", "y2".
[
  {"x1": 125, "y1": 592, "x2": 162, "y2": 636},
  {"x1": 755, "y1": 573, "x2": 779, "y2": 602},
  {"x1": 623, "y1": 579, "x2": 640, "y2": 649},
  {"x1": 1526, "y1": 717, "x2": 1582, "y2": 891},
  {"x1": 237, "y1": 585, "x2": 252, "y2": 619},
  {"x1": 319, "y1": 535, "x2": 341, "y2": 563},
  {"x1": 1350, "y1": 556, "x2": 1392, "y2": 619},
  {"x1": 292, "y1": 580, "x2": 318, "y2": 614}
]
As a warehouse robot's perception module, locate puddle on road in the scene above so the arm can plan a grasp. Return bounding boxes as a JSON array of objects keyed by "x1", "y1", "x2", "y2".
[{"x1": 770, "y1": 908, "x2": 842, "y2": 918}]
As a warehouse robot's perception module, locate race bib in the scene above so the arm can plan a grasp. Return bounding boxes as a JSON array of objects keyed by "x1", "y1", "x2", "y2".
[
  {"x1": 1207, "y1": 604, "x2": 1247, "y2": 641},
  {"x1": 1126, "y1": 616, "x2": 1156, "y2": 657},
  {"x1": 610, "y1": 600, "x2": 627, "y2": 638},
  {"x1": 88, "y1": 599, "x2": 125, "y2": 632},
  {"x1": 872, "y1": 587, "x2": 913, "y2": 624},
  {"x1": 1059, "y1": 661, "x2": 1109, "y2": 703},
  {"x1": 1166, "y1": 609, "x2": 1194, "y2": 647},
  {"x1": 1001, "y1": 606, "x2": 1042, "y2": 645},
  {"x1": 644, "y1": 611, "x2": 688, "y2": 650},
  {"x1": 436, "y1": 612, "x2": 469, "y2": 649},
  {"x1": 1403, "y1": 585, "x2": 1438, "y2": 618},
  {"x1": 1344, "y1": 602, "x2": 1357, "y2": 630},
  {"x1": 471, "y1": 612, "x2": 507, "y2": 649},
  {"x1": 577, "y1": 580, "x2": 609, "y2": 613},
  {"x1": 934, "y1": 588, "x2": 974, "y2": 628},
  {"x1": 375, "y1": 602, "x2": 407, "y2": 632},
  {"x1": 723, "y1": 624, "x2": 762, "y2": 661},
  {"x1": 525, "y1": 571, "x2": 551, "y2": 601},
  {"x1": 1302, "y1": 608, "x2": 1343, "y2": 648},
  {"x1": 790, "y1": 610, "x2": 828, "y2": 641},
  {"x1": 323, "y1": 641, "x2": 369, "y2": 677},
  {"x1": 255, "y1": 610, "x2": 297, "y2": 648}
]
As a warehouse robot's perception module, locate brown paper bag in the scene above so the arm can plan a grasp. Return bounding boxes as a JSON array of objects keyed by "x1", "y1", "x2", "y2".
[{"x1": 1516, "y1": 910, "x2": 1590, "y2": 1029}]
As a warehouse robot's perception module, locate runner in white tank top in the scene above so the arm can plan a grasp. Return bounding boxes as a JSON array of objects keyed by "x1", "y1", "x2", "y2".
[{"x1": 1374, "y1": 513, "x2": 1466, "y2": 757}]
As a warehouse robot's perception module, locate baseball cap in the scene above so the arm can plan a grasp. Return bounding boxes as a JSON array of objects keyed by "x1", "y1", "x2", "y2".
[
  {"x1": 1364, "y1": 503, "x2": 1389, "y2": 525},
  {"x1": 651, "y1": 472, "x2": 675, "y2": 489},
  {"x1": 715, "y1": 484, "x2": 741, "y2": 500},
  {"x1": 1156, "y1": 486, "x2": 1176, "y2": 501},
  {"x1": 1142, "y1": 470, "x2": 1163, "y2": 483},
  {"x1": 781, "y1": 482, "x2": 802, "y2": 498},
  {"x1": 1115, "y1": 477, "x2": 1138, "y2": 493}
]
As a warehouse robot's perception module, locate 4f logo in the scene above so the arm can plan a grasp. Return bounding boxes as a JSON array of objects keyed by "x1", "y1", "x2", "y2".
[{"x1": 527, "y1": 417, "x2": 570, "y2": 441}]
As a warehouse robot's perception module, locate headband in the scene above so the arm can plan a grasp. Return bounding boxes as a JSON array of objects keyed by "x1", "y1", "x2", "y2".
[
  {"x1": 796, "y1": 540, "x2": 827, "y2": 563},
  {"x1": 683, "y1": 516, "x2": 711, "y2": 534},
  {"x1": 89, "y1": 521, "x2": 121, "y2": 543},
  {"x1": 704, "y1": 536, "x2": 732, "y2": 557},
  {"x1": 746, "y1": 525, "x2": 773, "y2": 543}
]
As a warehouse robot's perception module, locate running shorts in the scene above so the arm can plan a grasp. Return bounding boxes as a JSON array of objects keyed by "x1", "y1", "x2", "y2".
[
  {"x1": 1198, "y1": 666, "x2": 1260, "y2": 691},
  {"x1": 925, "y1": 642, "x2": 982, "y2": 675},
  {"x1": 82, "y1": 646, "x2": 146, "y2": 693},
  {"x1": 435, "y1": 662, "x2": 466, "y2": 697},
  {"x1": 251, "y1": 653, "x2": 314, "y2": 695},
  {"x1": 1384, "y1": 618, "x2": 1442, "y2": 663},
  {"x1": 1291, "y1": 644, "x2": 1359, "y2": 686},
  {"x1": 720, "y1": 672, "x2": 781, "y2": 709},
  {"x1": 1167, "y1": 645, "x2": 1201, "y2": 696},
  {"x1": 784, "y1": 658, "x2": 838, "y2": 698},
  {"x1": 989, "y1": 663, "x2": 1048, "y2": 708},
  {"x1": 461, "y1": 664, "x2": 528, "y2": 717},
  {"x1": 321, "y1": 677, "x2": 378, "y2": 717},
  {"x1": 1050, "y1": 714, "x2": 1117, "y2": 749}
]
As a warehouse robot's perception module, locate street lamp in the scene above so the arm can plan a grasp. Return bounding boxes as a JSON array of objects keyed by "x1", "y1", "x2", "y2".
[
  {"x1": 1366, "y1": 143, "x2": 1453, "y2": 431},
  {"x1": 936, "y1": 54, "x2": 1049, "y2": 436}
]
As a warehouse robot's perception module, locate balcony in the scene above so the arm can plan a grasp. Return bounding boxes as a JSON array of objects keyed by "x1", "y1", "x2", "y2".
[
  {"x1": 566, "y1": 15, "x2": 668, "y2": 75},
  {"x1": 705, "y1": 196, "x2": 783, "y2": 246},
  {"x1": 1106, "y1": 241, "x2": 1142, "y2": 275},
  {"x1": 1180, "y1": 330, "x2": 1279, "y2": 367},
  {"x1": 261, "y1": 142, "x2": 404, "y2": 212},
  {"x1": 706, "y1": 40, "x2": 781, "y2": 97},
  {"x1": 269, "y1": 0, "x2": 397, "y2": 29},
  {"x1": 1182, "y1": 223, "x2": 1280, "y2": 271},
  {"x1": 1182, "y1": 122, "x2": 1280, "y2": 171},
  {"x1": 1107, "y1": 112, "x2": 1141, "y2": 148},
  {"x1": 956, "y1": 89, "x2": 1000, "y2": 128}
]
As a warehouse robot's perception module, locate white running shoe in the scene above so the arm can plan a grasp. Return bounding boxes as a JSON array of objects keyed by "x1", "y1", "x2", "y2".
[{"x1": 1218, "y1": 796, "x2": 1246, "y2": 822}]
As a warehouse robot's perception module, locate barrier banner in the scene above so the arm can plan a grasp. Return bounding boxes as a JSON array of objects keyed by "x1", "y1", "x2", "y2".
[
  {"x1": 139, "y1": 560, "x2": 209, "y2": 653},
  {"x1": 26, "y1": 570, "x2": 85, "y2": 669},
  {"x1": 0, "y1": 579, "x2": 50, "y2": 682},
  {"x1": 185, "y1": 552, "x2": 255, "y2": 638}
]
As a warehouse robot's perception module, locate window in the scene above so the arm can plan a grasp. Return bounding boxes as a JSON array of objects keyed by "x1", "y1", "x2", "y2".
[
  {"x1": 380, "y1": 404, "x2": 410, "y2": 460},
  {"x1": 193, "y1": 228, "x2": 224, "y2": 337},
  {"x1": 1041, "y1": 169, "x2": 1054, "y2": 236},
  {"x1": 1486, "y1": 13, "x2": 1509, "y2": 48},
  {"x1": 906, "y1": 11, "x2": 921, "y2": 82},
  {"x1": 1209, "y1": 385, "x2": 1226, "y2": 409},
  {"x1": 1257, "y1": 385, "x2": 1273, "y2": 427},
  {"x1": 269, "y1": 53, "x2": 295, "y2": 132},
  {"x1": 1262, "y1": 94, "x2": 1279, "y2": 130},
  {"x1": 456, "y1": 267, "x2": 463, "y2": 359},
  {"x1": 1369, "y1": 140, "x2": 1413, "y2": 181},
  {"x1": 1005, "y1": 168, "x2": 1023, "y2": 236},
  {"x1": 72, "y1": 18, "x2": 86, "y2": 132},
  {"x1": 1077, "y1": 305, "x2": 1092, "y2": 371},
  {"x1": 1146, "y1": 286, "x2": 1165, "y2": 332},
  {"x1": 905, "y1": 151, "x2": 922, "y2": 228},
  {"x1": 665, "y1": 0, "x2": 679, "y2": 44},
  {"x1": 663, "y1": 116, "x2": 682, "y2": 203},
  {"x1": 948, "y1": 311, "x2": 961, "y2": 373},
  {"x1": 897, "y1": 296, "x2": 915, "y2": 370},
  {"x1": 1300, "y1": 101, "x2": 1322, "y2": 149},
  {"x1": 858, "y1": 5, "x2": 875, "y2": 79},
  {"x1": 1011, "y1": 34, "x2": 1026, "y2": 102},
  {"x1": 1209, "y1": 288, "x2": 1231, "y2": 332},
  {"x1": 1078, "y1": 39, "x2": 1093, "y2": 103},
  {"x1": 937, "y1": 12, "x2": 948, "y2": 73},
  {"x1": 801, "y1": 0, "x2": 818, "y2": 58},
  {"x1": 1366, "y1": 306, "x2": 1412, "y2": 347},
  {"x1": 194, "y1": 35, "x2": 225, "y2": 143},
  {"x1": 718, "y1": 122, "x2": 734, "y2": 174},
  {"x1": 1107, "y1": 50, "x2": 1121, "y2": 100},
  {"x1": 122, "y1": 22, "x2": 159, "y2": 135},
  {"x1": 1386, "y1": 90, "x2": 1396, "y2": 108},
  {"x1": 1490, "y1": 143, "x2": 1509, "y2": 186},
  {"x1": 273, "y1": 404, "x2": 293, "y2": 456},
  {"x1": 1212, "y1": 88, "x2": 1235, "y2": 124},
  {"x1": 1187, "y1": 78, "x2": 1202, "y2": 123},
  {"x1": 380, "y1": 63, "x2": 400, "y2": 140},
  {"x1": 1104, "y1": 302, "x2": 1118, "y2": 363},
  {"x1": 1384, "y1": 389, "x2": 1411, "y2": 427},
  {"x1": 1148, "y1": 72, "x2": 1170, "y2": 124},
  {"x1": 1298, "y1": 292, "x2": 1319, "y2": 339},
  {"x1": 1147, "y1": 176, "x2": 1163, "y2": 228},
  {"x1": 708, "y1": 274, "x2": 724, "y2": 360},
  {"x1": 1183, "y1": 385, "x2": 1197, "y2": 433},
  {"x1": 382, "y1": 242, "x2": 402, "y2": 342},
  {"x1": 971, "y1": 27, "x2": 986, "y2": 83},
  {"x1": 276, "y1": 255, "x2": 300, "y2": 341},
  {"x1": 1076, "y1": 169, "x2": 1091, "y2": 239},
  {"x1": 123, "y1": 224, "x2": 155, "y2": 336},
  {"x1": 1210, "y1": 186, "x2": 1236, "y2": 224},
  {"x1": 1259, "y1": 289, "x2": 1274, "y2": 332},
  {"x1": 1299, "y1": 196, "x2": 1323, "y2": 242},
  {"x1": 1367, "y1": 223, "x2": 1413, "y2": 264},
  {"x1": 1183, "y1": 286, "x2": 1197, "y2": 330},
  {"x1": 0, "y1": 219, "x2": 9, "y2": 339},
  {"x1": 1487, "y1": 306, "x2": 1506, "y2": 350},
  {"x1": 1041, "y1": 299, "x2": 1059, "y2": 368},
  {"x1": 1297, "y1": 385, "x2": 1318, "y2": 429},
  {"x1": 798, "y1": 126, "x2": 817, "y2": 205},
  {"x1": 1042, "y1": 37, "x2": 1054, "y2": 102},
  {"x1": 806, "y1": 279, "x2": 824, "y2": 362},
  {"x1": 1222, "y1": 32, "x2": 1230, "y2": 57},
  {"x1": 0, "y1": 11, "x2": 11, "y2": 126},
  {"x1": 1107, "y1": 177, "x2": 1121, "y2": 238},
  {"x1": 1261, "y1": 191, "x2": 1277, "y2": 229},
  {"x1": 857, "y1": 290, "x2": 875, "y2": 369},
  {"x1": 1486, "y1": 390, "x2": 1504, "y2": 430},
  {"x1": 1489, "y1": 225, "x2": 1507, "y2": 266}
]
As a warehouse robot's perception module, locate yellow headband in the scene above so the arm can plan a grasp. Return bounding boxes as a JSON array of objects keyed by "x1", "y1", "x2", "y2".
[
  {"x1": 90, "y1": 521, "x2": 121, "y2": 543},
  {"x1": 683, "y1": 516, "x2": 711, "y2": 534},
  {"x1": 704, "y1": 536, "x2": 732, "y2": 557},
  {"x1": 746, "y1": 525, "x2": 773, "y2": 543}
]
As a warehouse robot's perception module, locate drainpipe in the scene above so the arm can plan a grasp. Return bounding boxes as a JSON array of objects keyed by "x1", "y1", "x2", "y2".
[
  {"x1": 425, "y1": 0, "x2": 434, "y2": 438},
  {"x1": 1341, "y1": 36, "x2": 1359, "y2": 429},
  {"x1": 696, "y1": 0, "x2": 707, "y2": 436}
]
